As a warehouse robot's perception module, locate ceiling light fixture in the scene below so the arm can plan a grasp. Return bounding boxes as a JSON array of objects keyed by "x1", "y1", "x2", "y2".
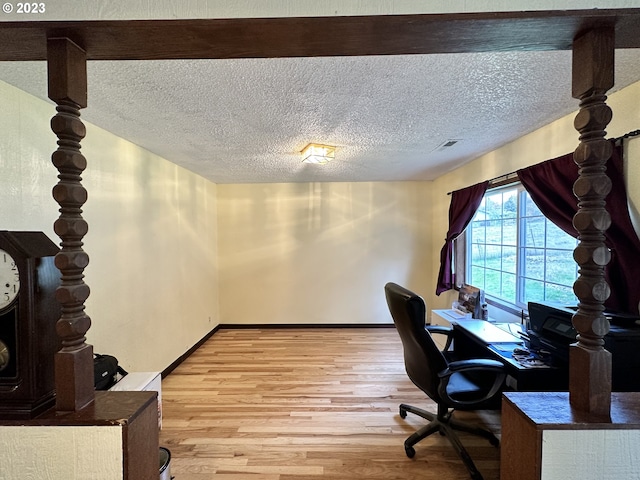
[{"x1": 301, "y1": 143, "x2": 336, "y2": 164}]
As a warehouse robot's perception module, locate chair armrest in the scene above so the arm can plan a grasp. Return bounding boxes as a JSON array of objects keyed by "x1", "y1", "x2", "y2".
[
  {"x1": 425, "y1": 325, "x2": 453, "y2": 351},
  {"x1": 426, "y1": 325, "x2": 452, "y2": 335},
  {"x1": 441, "y1": 358, "x2": 505, "y2": 375}
]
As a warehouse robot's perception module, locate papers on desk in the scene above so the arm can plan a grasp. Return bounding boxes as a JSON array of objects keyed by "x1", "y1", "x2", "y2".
[
  {"x1": 489, "y1": 344, "x2": 552, "y2": 369},
  {"x1": 511, "y1": 348, "x2": 552, "y2": 368}
]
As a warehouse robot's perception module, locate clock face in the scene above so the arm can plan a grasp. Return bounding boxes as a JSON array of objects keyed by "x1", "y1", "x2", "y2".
[{"x1": 0, "y1": 249, "x2": 20, "y2": 310}]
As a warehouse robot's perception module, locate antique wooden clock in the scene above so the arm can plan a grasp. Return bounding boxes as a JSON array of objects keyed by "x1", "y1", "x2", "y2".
[{"x1": 0, "y1": 231, "x2": 61, "y2": 419}]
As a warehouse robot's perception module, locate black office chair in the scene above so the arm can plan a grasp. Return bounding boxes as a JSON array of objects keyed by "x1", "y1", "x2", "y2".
[{"x1": 384, "y1": 282, "x2": 506, "y2": 480}]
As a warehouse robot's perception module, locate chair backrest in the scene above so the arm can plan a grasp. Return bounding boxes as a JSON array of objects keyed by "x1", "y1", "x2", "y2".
[{"x1": 384, "y1": 282, "x2": 448, "y2": 401}]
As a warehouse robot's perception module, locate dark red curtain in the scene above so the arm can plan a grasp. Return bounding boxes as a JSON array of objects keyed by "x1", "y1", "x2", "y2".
[
  {"x1": 517, "y1": 143, "x2": 640, "y2": 315},
  {"x1": 436, "y1": 181, "x2": 489, "y2": 295}
]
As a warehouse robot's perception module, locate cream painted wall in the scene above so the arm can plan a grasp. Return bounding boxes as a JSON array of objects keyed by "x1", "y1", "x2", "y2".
[
  {"x1": 428, "y1": 80, "x2": 640, "y2": 316},
  {"x1": 0, "y1": 80, "x2": 219, "y2": 373},
  {"x1": 2, "y1": 71, "x2": 639, "y2": 366},
  {"x1": 217, "y1": 182, "x2": 432, "y2": 325}
]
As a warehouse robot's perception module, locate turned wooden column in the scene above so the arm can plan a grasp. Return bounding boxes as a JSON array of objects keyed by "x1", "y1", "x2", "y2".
[
  {"x1": 47, "y1": 37, "x2": 95, "y2": 411},
  {"x1": 569, "y1": 27, "x2": 614, "y2": 416}
]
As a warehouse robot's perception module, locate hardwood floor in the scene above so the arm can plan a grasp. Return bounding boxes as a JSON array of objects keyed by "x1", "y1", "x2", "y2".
[{"x1": 160, "y1": 328, "x2": 502, "y2": 480}]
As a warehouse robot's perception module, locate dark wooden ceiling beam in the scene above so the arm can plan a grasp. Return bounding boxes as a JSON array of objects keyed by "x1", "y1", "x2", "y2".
[{"x1": 1, "y1": 9, "x2": 640, "y2": 61}]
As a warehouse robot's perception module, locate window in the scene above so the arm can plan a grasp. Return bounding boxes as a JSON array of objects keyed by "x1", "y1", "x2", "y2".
[{"x1": 464, "y1": 183, "x2": 578, "y2": 311}]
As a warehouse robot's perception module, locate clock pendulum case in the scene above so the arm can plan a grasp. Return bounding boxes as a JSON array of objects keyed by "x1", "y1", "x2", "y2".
[{"x1": 0, "y1": 231, "x2": 61, "y2": 419}]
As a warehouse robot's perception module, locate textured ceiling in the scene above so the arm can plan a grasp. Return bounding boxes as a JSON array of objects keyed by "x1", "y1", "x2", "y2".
[{"x1": 2, "y1": 49, "x2": 640, "y2": 183}]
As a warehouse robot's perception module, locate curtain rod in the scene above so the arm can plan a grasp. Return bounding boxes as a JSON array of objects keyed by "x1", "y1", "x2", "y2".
[
  {"x1": 446, "y1": 129, "x2": 639, "y2": 196},
  {"x1": 446, "y1": 172, "x2": 517, "y2": 196},
  {"x1": 615, "y1": 129, "x2": 640, "y2": 143}
]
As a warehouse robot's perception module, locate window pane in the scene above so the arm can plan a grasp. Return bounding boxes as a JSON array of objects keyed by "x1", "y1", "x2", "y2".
[
  {"x1": 546, "y1": 222, "x2": 577, "y2": 249},
  {"x1": 486, "y1": 220, "x2": 502, "y2": 244},
  {"x1": 523, "y1": 278, "x2": 545, "y2": 303},
  {"x1": 522, "y1": 247, "x2": 544, "y2": 280},
  {"x1": 484, "y1": 269, "x2": 501, "y2": 298},
  {"x1": 545, "y1": 249, "x2": 577, "y2": 285},
  {"x1": 523, "y1": 193, "x2": 542, "y2": 217},
  {"x1": 502, "y1": 246, "x2": 517, "y2": 274},
  {"x1": 484, "y1": 193, "x2": 503, "y2": 219},
  {"x1": 502, "y1": 191, "x2": 518, "y2": 219},
  {"x1": 471, "y1": 221, "x2": 486, "y2": 244},
  {"x1": 470, "y1": 244, "x2": 486, "y2": 266},
  {"x1": 486, "y1": 245, "x2": 502, "y2": 270},
  {"x1": 470, "y1": 266, "x2": 485, "y2": 290},
  {"x1": 523, "y1": 216, "x2": 545, "y2": 247},
  {"x1": 500, "y1": 272, "x2": 516, "y2": 303},
  {"x1": 545, "y1": 283, "x2": 577, "y2": 304},
  {"x1": 503, "y1": 218, "x2": 517, "y2": 246}
]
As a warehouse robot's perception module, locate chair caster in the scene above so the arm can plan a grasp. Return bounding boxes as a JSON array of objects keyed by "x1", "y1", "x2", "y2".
[
  {"x1": 399, "y1": 406, "x2": 407, "y2": 419},
  {"x1": 404, "y1": 445, "x2": 415, "y2": 458}
]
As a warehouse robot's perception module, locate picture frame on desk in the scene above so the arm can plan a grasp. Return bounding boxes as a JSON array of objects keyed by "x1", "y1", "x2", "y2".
[{"x1": 458, "y1": 284, "x2": 484, "y2": 319}]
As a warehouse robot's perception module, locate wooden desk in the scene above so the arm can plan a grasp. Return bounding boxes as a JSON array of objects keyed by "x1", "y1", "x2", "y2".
[{"x1": 451, "y1": 319, "x2": 568, "y2": 392}]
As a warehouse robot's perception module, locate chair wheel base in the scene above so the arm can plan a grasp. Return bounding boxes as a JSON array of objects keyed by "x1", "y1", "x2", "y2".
[{"x1": 404, "y1": 445, "x2": 415, "y2": 458}]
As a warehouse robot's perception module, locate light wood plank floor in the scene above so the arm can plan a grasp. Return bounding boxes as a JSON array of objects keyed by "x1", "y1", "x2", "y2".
[{"x1": 160, "y1": 328, "x2": 501, "y2": 480}]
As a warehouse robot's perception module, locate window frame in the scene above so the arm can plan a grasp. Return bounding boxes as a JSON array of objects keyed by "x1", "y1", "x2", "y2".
[{"x1": 454, "y1": 180, "x2": 578, "y2": 315}]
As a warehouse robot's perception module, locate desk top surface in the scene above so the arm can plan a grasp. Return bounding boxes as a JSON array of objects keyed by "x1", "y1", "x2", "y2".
[
  {"x1": 452, "y1": 319, "x2": 559, "y2": 373},
  {"x1": 453, "y1": 319, "x2": 523, "y2": 344}
]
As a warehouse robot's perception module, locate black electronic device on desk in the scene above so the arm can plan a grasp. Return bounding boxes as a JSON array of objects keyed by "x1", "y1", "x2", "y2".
[{"x1": 527, "y1": 302, "x2": 640, "y2": 391}]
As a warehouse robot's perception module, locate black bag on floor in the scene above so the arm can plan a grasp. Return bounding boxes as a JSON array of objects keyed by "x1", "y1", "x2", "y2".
[{"x1": 94, "y1": 354, "x2": 128, "y2": 390}]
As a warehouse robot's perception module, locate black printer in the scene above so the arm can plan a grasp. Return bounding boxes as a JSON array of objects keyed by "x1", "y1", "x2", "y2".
[{"x1": 527, "y1": 302, "x2": 640, "y2": 391}]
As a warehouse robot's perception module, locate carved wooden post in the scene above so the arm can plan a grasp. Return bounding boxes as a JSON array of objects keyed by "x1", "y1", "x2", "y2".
[
  {"x1": 47, "y1": 37, "x2": 95, "y2": 411},
  {"x1": 570, "y1": 27, "x2": 614, "y2": 416}
]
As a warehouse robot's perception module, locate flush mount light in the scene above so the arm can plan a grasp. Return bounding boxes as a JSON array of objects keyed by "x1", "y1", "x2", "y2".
[{"x1": 301, "y1": 144, "x2": 336, "y2": 164}]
